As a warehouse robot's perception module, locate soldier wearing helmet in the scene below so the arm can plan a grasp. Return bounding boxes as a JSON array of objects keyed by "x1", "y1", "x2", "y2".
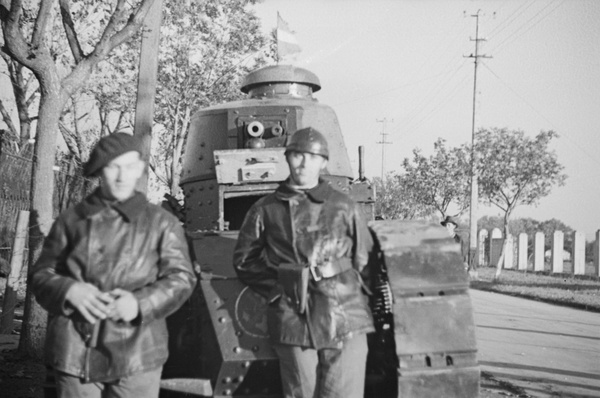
[{"x1": 234, "y1": 127, "x2": 374, "y2": 398}]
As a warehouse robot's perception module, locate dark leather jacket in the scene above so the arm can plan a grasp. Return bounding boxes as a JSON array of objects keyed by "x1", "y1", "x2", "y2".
[
  {"x1": 32, "y1": 189, "x2": 196, "y2": 382},
  {"x1": 233, "y1": 179, "x2": 374, "y2": 349}
]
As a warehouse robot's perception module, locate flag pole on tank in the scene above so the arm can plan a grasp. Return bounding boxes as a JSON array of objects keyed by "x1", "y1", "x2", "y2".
[{"x1": 276, "y1": 12, "x2": 301, "y2": 64}]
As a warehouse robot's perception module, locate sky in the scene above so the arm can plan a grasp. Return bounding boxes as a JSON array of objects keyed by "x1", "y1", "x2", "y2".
[{"x1": 252, "y1": 0, "x2": 600, "y2": 239}]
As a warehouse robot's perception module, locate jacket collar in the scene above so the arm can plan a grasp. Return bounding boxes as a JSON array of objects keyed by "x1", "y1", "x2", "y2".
[
  {"x1": 77, "y1": 188, "x2": 147, "y2": 222},
  {"x1": 275, "y1": 178, "x2": 331, "y2": 203}
]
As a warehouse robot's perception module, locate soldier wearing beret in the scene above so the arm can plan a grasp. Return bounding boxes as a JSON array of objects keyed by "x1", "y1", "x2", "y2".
[
  {"x1": 234, "y1": 127, "x2": 374, "y2": 398},
  {"x1": 32, "y1": 133, "x2": 197, "y2": 397}
]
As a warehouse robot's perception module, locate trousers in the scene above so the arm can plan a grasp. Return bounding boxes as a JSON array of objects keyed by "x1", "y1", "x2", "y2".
[
  {"x1": 53, "y1": 367, "x2": 162, "y2": 398},
  {"x1": 273, "y1": 333, "x2": 368, "y2": 398}
]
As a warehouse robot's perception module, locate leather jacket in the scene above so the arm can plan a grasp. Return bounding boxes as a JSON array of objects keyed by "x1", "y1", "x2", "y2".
[
  {"x1": 32, "y1": 189, "x2": 197, "y2": 382},
  {"x1": 233, "y1": 179, "x2": 375, "y2": 349}
]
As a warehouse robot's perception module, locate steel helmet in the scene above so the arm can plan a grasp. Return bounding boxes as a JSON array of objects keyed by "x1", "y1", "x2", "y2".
[{"x1": 285, "y1": 127, "x2": 329, "y2": 159}]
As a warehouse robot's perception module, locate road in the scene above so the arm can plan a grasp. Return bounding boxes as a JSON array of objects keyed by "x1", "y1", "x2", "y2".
[{"x1": 472, "y1": 289, "x2": 600, "y2": 398}]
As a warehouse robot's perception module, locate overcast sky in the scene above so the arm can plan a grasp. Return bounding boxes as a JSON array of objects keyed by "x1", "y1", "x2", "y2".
[{"x1": 253, "y1": 0, "x2": 600, "y2": 238}]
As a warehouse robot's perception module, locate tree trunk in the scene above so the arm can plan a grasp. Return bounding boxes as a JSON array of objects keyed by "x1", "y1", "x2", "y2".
[
  {"x1": 18, "y1": 85, "x2": 64, "y2": 359},
  {"x1": 493, "y1": 212, "x2": 512, "y2": 281},
  {"x1": 0, "y1": 210, "x2": 29, "y2": 334},
  {"x1": 169, "y1": 106, "x2": 189, "y2": 198}
]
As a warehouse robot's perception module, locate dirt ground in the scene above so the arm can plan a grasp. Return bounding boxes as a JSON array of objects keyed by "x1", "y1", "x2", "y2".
[
  {"x1": 0, "y1": 284, "x2": 524, "y2": 398},
  {"x1": 0, "y1": 334, "x2": 47, "y2": 398},
  {"x1": 0, "y1": 334, "x2": 527, "y2": 398}
]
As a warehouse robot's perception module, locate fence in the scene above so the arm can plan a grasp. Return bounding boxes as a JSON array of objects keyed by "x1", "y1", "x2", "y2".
[
  {"x1": 0, "y1": 149, "x2": 94, "y2": 270},
  {"x1": 476, "y1": 228, "x2": 600, "y2": 277}
]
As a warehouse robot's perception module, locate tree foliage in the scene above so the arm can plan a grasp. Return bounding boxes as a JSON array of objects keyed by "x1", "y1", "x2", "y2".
[
  {"x1": 151, "y1": 0, "x2": 271, "y2": 197},
  {"x1": 475, "y1": 128, "x2": 567, "y2": 277},
  {"x1": 373, "y1": 173, "x2": 430, "y2": 220},
  {"x1": 400, "y1": 138, "x2": 470, "y2": 219},
  {"x1": 78, "y1": 0, "x2": 272, "y2": 197},
  {"x1": 476, "y1": 128, "x2": 567, "y2": 217}
]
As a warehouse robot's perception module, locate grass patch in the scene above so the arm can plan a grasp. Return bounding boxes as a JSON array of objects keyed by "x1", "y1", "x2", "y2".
[{"x1": 470, "y1": 267, "x2": 600, "y2": 313}]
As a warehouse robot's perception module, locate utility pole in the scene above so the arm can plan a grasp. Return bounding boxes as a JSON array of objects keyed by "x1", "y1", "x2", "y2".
[
  {"x1": 376, "y1": 118, "x2": 393, "y2": 181},
  {"x1": 464, "y1": 10, "x2": 491, "y2": 274},
  {"x1": 134, "y1": 0, "x2": 163, "y2": 194}
]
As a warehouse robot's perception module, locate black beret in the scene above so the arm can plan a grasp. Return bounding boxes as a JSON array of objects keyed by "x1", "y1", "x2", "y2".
[{"x1": 83, "y1": 133, "x2": 142, "y2": 177}]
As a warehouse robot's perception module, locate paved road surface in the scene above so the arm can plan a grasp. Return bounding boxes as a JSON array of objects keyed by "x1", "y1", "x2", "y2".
[{"x1": 472, "y1": 289, "x2": 600, "y2": 398}]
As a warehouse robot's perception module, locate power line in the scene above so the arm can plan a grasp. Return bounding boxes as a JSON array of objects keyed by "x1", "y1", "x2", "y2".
[{"x1": 376, "y1": 118, "x2": 393, "y2": 181}]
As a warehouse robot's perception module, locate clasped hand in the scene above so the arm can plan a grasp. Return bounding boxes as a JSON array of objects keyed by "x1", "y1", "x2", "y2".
[{"x1": 65, "y1": 283, "x2": 140, "y2": 324}]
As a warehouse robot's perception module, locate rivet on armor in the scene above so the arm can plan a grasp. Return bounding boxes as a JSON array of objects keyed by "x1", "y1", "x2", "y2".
[
  {"x1": 236, "y1": 376, "x2": 245, "y2": 383},
  {"x1": 223, "y1": 377, "x2": 232, "y2": 384},
  {"x1": 242, "y1": 361, "x2": 251, "y2": 368},
  {"x1": 218, "y1": 317, "x2": 226, "y2": 323},
  {"x1": 234, "y1": 347, "x2": 242, "y2": 353},
  {"x1": 224, "y1": 389, "x2": 232, "y2": 395}
]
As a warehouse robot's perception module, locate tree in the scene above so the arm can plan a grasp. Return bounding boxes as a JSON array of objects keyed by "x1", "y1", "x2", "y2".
[
  {"x1": 475, "y1": 128, "x2": 567, "y2": 279},
  {"x1": 373, "y1": 173, "x2": 430, "y2": 220},
  {"x1": 1, "y1": 0, "x2": 157, "y2": 358},
  {"x1": 401, "y1": 138, "x2": 471, "y2": 220},
  {"x1": 151, "y1": 0, "x2": 270, "y2": 197},
  {"x1": 80, "y1": 0, "x2": 272, "y2": 198}
]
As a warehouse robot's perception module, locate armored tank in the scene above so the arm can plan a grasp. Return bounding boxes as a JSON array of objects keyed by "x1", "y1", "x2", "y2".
[{"x1": 160, "y1": 65, "x2": 480, "y2": 398}]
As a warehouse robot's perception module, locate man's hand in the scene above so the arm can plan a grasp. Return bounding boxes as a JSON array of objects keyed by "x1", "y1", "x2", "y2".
[
  {"x1": 107, "y1": 288, "x2": 140, "y2": 322},
  {"x1": 65, "y1": 282, "x2": 114, "y2": 324}
]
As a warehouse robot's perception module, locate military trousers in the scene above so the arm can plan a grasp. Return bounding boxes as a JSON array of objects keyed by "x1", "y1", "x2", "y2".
[
  {"x1": 53, "y1": 366, "x2": 162, "y2": 398},
  {"x1": 273, "y1": 333, "x2": 368, "y2": 398}
]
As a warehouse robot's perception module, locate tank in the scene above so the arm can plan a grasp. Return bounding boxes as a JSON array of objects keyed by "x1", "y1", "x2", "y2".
[{"x1": 160, "y1": 65, "x2": 480, "y2": 398}]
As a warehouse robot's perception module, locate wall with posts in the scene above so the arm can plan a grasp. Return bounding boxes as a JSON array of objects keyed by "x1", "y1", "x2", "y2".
[{"x1": 477, "y1": 228, "x2": 600, "y2": 277}]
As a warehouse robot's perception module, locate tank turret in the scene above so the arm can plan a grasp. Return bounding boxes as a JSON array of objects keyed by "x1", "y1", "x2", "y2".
[{"x1": 180, "y1": 65, "x2": 363, "y2": 232}]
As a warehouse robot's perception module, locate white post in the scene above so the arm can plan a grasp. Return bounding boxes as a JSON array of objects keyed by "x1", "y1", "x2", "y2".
[
  {"x1": 504, "y1": 234, "x2": 514, "y2": 269},
  {"x1": 518, "y1": 233, "x2": 528, "y2": 270},
  {"x1": 551, "y1": 230, "x2": 564, "y2": 274},
  {"x1": 533, "y1": 232, "x2": 545, "y2": 272},
  {"x1": 571, "y1": 231, "x2": 586, "y2": 275},
  {"x1": 478, "y1": 229, "x2": 488, "y2": 266},
  {"x1": 490, "y1": 228, "x2": 503, "y2": 267},
  {"x1": 594, "y1": 230, "x2": 600, "y2": 277}
]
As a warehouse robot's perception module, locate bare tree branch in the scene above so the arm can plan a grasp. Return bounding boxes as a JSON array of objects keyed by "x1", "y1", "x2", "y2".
[
  {"x1": 58, "y1": 121, "x2": 80, "y2": 159},
  {"x1": 0, "y1": 97, "x2": 18, "y2": 137},
  {"x1": 58, "y1": 0, "x2": 83, "y2": 62},
  {"x1": 31, "y1": 0, "x2": 54, "y2": 47},
  {"x1": 25, "y1": 89, "x2": 38, "y2": 108},
  {"x1": 2, "y1": 0, "x2": 54, "y2": 73},
  {"x1": 62, "y1": 0, "x2": 155, "y2": 97}
]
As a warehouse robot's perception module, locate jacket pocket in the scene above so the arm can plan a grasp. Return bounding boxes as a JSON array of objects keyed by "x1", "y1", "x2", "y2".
[{"x1": 277, "y1": 263, "x2": 309, "y2": 314}]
